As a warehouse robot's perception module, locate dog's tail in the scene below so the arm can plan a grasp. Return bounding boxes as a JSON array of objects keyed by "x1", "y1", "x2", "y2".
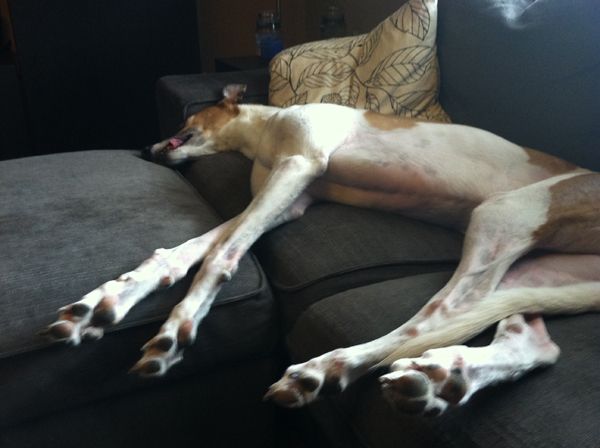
[{"x1": 380, "y1": 282, "x2": 600, "y2": 366}]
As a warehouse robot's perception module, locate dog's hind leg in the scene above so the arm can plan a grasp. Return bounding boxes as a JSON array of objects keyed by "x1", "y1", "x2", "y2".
[
  {"x1": 379, "y1": 314, "x2": 560, "y2": 416},
  {"x1": 265, "y1": 173, "x2": 597, "y2": 407},
  {"x1": 43, "y1": 220, "x2": 234, "y2": 345},
  {"x1": 131, "y1": 155, "x2": 325, "y2": 376}
]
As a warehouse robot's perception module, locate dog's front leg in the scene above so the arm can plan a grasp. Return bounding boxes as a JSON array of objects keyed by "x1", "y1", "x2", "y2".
[
  {"x1": 132, "y1": 155, "x2": 326, "y2": 376},
  {"x1": 43, "y1": 220, "x2": 235, "y2": 344}
]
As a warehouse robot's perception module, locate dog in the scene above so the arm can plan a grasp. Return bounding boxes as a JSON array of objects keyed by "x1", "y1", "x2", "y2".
[{"x1": 45, "y1": 84, "x2": 600, "y2": 416}]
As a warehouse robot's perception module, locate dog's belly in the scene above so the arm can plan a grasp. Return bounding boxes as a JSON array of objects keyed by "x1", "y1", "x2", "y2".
[
  {"x1": 306, "y1": 128, "x2": 578, "y2": 228},
  {"x1": 307, "y1": 178, "x2": 477, "y2": 228}
]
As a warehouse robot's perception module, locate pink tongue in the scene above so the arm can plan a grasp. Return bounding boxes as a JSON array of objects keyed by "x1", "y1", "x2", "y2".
[{"x1": 168, "y1": 138, "x2": 184, "y2": 149}]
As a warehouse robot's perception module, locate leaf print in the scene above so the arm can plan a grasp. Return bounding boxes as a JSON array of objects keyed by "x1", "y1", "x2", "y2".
[
  {"x1": 391, "y1": 0, "x2": 430, "y2": 40},
  {"x1": 298, "y1": 61, "x2": 354, "y2": 89},
  {"x1": 289, "y1": 37, "x2": 355, "y2": 60},
  {"x1": 269, "y1": 56, "x2": 292, "y2": 93},
  {"x1": 341, "y1": 83, "x2": 360, "y2": 107},
  {"x1": 281, "y1": 91, "x2": 308, "y2": 107},
  {"x1": 389, "y1": 89, "x2": 435, "y2": 116},
  {"x1": 356, "y1": 24, "x2": 383, "y2": 66},
  {"x1": 365, "y1": 90, "x2": 381, "y2": 112},
  {"x1": 320, "y1": 83, "x2": 360, "y2": 107},
  {"x1": 320, "y1": 92, "x2": 343, "y2": 104},
  {"x1": 365, "y1": 46, "x2": 434, "y2": 87}
]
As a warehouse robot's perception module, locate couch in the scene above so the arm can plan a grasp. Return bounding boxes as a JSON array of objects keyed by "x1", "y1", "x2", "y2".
[{"x1": 1, "y1": 1, "x2": 598, "y2": 447}]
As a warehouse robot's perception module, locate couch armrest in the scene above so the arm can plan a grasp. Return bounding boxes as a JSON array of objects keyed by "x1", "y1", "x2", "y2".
[{"x1": 156, "y1": 68, "x2": 269, "y2": 138}]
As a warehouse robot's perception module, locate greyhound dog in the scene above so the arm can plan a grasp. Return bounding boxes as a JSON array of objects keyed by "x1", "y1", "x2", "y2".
[{"x1": 45, "y1": 84, "x2": 600, "y2": 416}]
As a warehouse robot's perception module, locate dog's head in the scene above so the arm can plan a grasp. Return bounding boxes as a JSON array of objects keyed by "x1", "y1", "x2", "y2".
[{"x1": 143, "y1": 84, "x2": 247, "y2": 165}]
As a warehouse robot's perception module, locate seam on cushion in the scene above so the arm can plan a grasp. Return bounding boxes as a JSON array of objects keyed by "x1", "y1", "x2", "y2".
[{"x1": 268, "y1": 258, "x2": 459, "y2": 292}]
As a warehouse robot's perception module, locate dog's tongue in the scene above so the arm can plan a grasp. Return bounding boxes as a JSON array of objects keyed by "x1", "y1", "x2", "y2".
[{"x1": 168, "y1": 137, "x2": 184, "y2": 149}]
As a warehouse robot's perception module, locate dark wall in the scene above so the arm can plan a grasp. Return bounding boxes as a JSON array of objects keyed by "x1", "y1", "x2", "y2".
[{"x1": 9, "y1": 0, "x2": 201, "y2": 155}]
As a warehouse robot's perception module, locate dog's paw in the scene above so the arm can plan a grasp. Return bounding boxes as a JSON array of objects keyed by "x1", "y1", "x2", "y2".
[
  {"x1": 41, "y1": 300, "x2": 104, "y2": 345},
  {"x1": 264, "y1": 351, "x2": 352, "y2": 407},
  {"x1": 42, "y1": 249, "x2": 182, "y2": 345},
  {"x1": 130, "y1": 318, "x2": 197, "y2": 377},
  {"x1": 379, "y1": 360, "x2": 462, "y2": 416}
]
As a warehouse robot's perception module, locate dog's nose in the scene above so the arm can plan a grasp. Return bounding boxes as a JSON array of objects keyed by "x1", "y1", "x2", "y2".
[{"x1": 141, "y1": 146, "x2": 153, "y2": 161}]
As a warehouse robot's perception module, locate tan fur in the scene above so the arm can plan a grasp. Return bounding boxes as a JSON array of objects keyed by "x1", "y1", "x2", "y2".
[
  {"x1": 184, "y1": 103, "x2": 239, "y2": 137},
  {"x1": 363, "y1": 111, "x2": 418, "y2": 130},
  {"x1": 524, "y1": 147, "x2": 578, "y2": 175},
  {"x1": 534, "y1": 173, "x2": 600, "y2": 251}
]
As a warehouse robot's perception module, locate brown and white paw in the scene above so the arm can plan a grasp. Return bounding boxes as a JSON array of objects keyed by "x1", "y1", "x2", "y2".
[
  {"x1": 43, "y1": 250, "x2": 181, "y2": 345},
  {"x1": 130, "y1": 318, "x2": 197, "y2": 377},
  {"x1": 264, "y1": 352, "x2": 353, "y2": 407},
  {"x1": 380, "y1": 315, "x2": 560, "y2": 416},
  {"x1": 379, "y1": 357, "x2": 465, "y2": 416}
]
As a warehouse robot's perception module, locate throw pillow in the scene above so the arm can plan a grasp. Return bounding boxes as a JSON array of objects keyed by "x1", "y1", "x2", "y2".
[{"x1": 269, "y1": 0, "x2": 450, "y2": 122}]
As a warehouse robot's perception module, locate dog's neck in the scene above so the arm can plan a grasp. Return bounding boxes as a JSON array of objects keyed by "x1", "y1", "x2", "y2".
[{"x1": 218, "y1": 104, "x2": 280, "y2": 160}]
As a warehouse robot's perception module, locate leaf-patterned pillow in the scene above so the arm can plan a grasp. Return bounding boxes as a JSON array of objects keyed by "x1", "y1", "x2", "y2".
[{"x1": 269, "y1": 0, "x2": 450, "y2": 122}]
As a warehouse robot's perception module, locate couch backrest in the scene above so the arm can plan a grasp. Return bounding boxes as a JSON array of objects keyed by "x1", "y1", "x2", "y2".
[{"x1": 437, "y1": 0, "x2": 599, "y2": 170}]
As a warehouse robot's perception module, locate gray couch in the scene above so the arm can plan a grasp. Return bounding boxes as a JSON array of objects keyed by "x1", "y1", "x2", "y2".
[{"x1": 1, "y1": 1, "x2": 599, "y2": 447}]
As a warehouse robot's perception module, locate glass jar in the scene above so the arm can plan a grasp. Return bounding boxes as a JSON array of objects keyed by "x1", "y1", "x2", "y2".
[
  {"x1": 256, "y1": 10, "x2": 283, "y2": 61},
  {"x1": 320, "y1": 5, "x2": 346, "y2": 39}
]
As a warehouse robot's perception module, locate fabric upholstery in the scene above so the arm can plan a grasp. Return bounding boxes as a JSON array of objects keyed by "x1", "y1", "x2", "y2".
[
  {"x1": 0, "y1": 151, "x2": 276, "y2": 427},
  {"x1": 180, "y1": 152, "x2": 254, "y2": 220},
  {"x1": 437, "y1": 0, "x2": 600, "y2": 170},
  {"x1": 255, "y1": 203, "x2": 461, "y2": 326},
  {"x1": 1, "y1": 358, "x2": 279, "y2": 448},
  {"x1": 289, "y1": 273, "x2": 600, "y2": 448},
  {"x1": 269, "y1": 0, "x2": 449, "y2": 122}
]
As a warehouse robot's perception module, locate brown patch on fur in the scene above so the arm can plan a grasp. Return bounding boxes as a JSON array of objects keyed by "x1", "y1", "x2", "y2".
[
  {"x1": 423, "y1": 299, "x2": 442, "y2": 317},
  {"x1": 533, "y1": 173, "x2": 600, "y2": 252},
  {"x1": 364, "y1": 111, "x2": 417, "y2": 130},
  {"x1": 184, "y1": 102, "x2": 240, "y2": 136},
  {"x1": 49, "y1": 321, "x2": 74, "y2": 339},
  {"x1": 524, "y1": 147, "x2": 578, "y2": 176},
  {"x1": 405, "y1": 326, "x2": 419, "y2": 337},
  {"x1": 505, "y1": 323, "x2": 523, "y2": 334},
  {"x1": 177, "y1": 320, "x2": 195, "y2": 346}
]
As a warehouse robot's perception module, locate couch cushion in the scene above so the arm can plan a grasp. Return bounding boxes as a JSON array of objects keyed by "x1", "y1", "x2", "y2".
[
  {"x1": 0, "y1": 150, "x2": 275, "y2": 427},
  {"x1": 256, "y1": 204, "x2": 462, "y2": 327},
  {"x1": 288, "y1": 273, "x2": 600, "y2": 448},
  {"x1": 437, "y1": 0, "x2": 600, "y2": 171},
  {"x1": 269, "y1": 0, "x2": 449, "y2": 122}
]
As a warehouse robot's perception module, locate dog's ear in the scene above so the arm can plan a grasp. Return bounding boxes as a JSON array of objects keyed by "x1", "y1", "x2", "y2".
[{"x1": 222, "y1": 84, "x2": 247, "y2": 104}]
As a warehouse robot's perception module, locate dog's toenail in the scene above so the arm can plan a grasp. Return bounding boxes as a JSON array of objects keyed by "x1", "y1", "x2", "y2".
[
  {"x1": 152, "y1": 337, "x2": 174, "y2": 352},
  {"x1": 440, "y1": 374, "x2": 467, "y2": 405},
  {"x1": 91, "y1": 308, "x2": 116, "y2": 326},
  {"x1": 140, "y1": 359, "x2": 162, "y2": 376},
  {"x1": 160, "y1": 275, "x2": 173, "y2": 287},
  {"x1": 49, "y1": 321, "x2": 74, "y2": 340},
  {"x1": 266, "y1": 389, "x2": 301, "y2": 407},
  {"x1": 320, "y1": 375, "x2": 343, "y2": 395},
  {"x1": 297, "y1": 376, "x2": 320, "y2": 392},
  {"x1": 177, "y1": 320, "x2": 194, "y2": 346},
  {"x1": 391, "y1": 374, "x2": 429, "y2": 398},
  {"x1": 70, "y1": 303, "x2": 91, "y2": 317}
]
